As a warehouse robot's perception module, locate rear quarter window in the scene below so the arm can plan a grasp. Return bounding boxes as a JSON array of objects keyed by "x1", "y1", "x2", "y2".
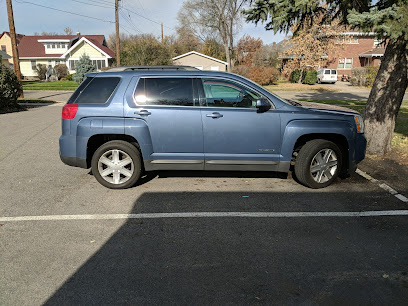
[{"x1": 71, "y1": 77, "x2": 120, "y2": 104}]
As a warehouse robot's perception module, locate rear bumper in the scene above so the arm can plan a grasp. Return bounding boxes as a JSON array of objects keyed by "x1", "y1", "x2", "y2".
[{"x1": 60, "y1": 154, "x2": 88, "y2": 169}]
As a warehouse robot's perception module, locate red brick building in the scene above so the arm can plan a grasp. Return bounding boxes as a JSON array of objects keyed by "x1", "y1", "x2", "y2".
[{"x1": 326, "y1": 32, "x2": 384, "y2": 77}]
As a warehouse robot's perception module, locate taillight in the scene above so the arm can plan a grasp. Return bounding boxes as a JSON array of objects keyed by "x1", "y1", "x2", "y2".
[{"x1": 62, "y1": 104, "x2": 78, "y2": 119}]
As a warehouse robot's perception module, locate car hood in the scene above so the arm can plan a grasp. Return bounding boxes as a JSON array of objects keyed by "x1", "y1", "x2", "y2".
[{"x1": 297, "y1": 101, "x2": 360, "y2": 115}]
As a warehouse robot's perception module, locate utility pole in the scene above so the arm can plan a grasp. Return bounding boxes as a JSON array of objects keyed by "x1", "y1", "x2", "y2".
[
  {"x1": 115, "y1": 0, "x2": 120, "y2": 66},
  {"x1": 161, "y1": 23, "x2": 164, "y2": 43},
  {"x1": 6, "y1": 0, "x2": 23, "y2": 97}
]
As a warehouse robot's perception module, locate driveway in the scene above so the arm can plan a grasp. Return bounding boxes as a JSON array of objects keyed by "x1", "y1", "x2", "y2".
[{"x1": 1, "y1": 104, "x2": 408, "y2": 304}]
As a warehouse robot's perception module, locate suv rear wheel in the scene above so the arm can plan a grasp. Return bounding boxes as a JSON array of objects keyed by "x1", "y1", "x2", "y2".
[
  {"x1": 294, "y1": 139, "x2": 342, "y2": 188},
  {"x1": 91, "y1": 140, "x2": 142, "y2": 189}
]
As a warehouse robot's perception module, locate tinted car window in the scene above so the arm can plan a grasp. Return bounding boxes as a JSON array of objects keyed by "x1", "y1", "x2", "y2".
[
  {"x1": 134, "y1": 78, "x2": 194, "y2": 106},
  {"x1": 324, "y1": 70, "x2": 331, "y2": 75},
  {"x1": 74, "y1": 77, "x2": 120, "y2": 104},
  {"x1": 201, "y1": 79, "x2": 261, "y2": 108},
  {"x1": 331, "y1": 70, "x2": 337, "y2": 74},
  {"x1": 67, "y1": 77, "x2": 93, "y2": 104}
]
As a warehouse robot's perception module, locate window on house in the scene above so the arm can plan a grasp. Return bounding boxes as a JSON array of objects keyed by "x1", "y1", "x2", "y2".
[
  {"x1": 1, "y1": 45, "x2": 6, "y2": 52},
  {"x1": 91, "y1": 60, "x2": 106, "y2": 70},
  {"x1": 337, "y1": 35, "x2": 358, "y2": 44},
  {"x1": 52, "y1": 44, "x2": 56, "y2": 49},
  {"x1": 46, "y1": 44, "x2": 51, "y2": 49},
  {"x1": 31, "y1": 60, "x2": 36, "y2": 70},
  {"x1": 55, "y1": 60, "x2": 60, "y2": 65},
  {"x1": 374, "y1": 38, "x2": 384, "y2": 47},
  {"x1": 69, "y1": 60, "x2": 78, "y2": 70},
  {"x1": 338, "y1": 58, "x2": 353, "y2": 68}
]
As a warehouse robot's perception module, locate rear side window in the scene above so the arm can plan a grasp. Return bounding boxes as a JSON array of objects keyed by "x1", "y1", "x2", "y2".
[
  {"x1": 71, "y1": 77, "x2": 120, "y2": 104},
  {"x1": 331, "y1": 70, "x2": 337, "y2": 74},
  {"x1": 67, "y1": 77, "x2": 93, "y2": 104},
  {"x1": 134, "y1": 78, "x2": 194, "y2": 106}
]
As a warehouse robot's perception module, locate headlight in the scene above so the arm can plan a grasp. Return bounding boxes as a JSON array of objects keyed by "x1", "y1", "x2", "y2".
[{"x1": 354, "y1": 115, "x2": 364, "y2": 133}]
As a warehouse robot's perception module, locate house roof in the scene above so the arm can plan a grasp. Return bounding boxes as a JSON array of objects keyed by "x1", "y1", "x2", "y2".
[
  {"x1": 172, "y1": 51, "x2": 228, "y2": 65},
  {"x1": 17, "y1": 35, "x2": 115, "y2": 58},
  {"x1": 359, "y1": 48, "x2": 385, "y2": 58},
  {"x1": 0, "y1": 31, "x2": 24, "y2": 43},
  {"x1": 0, "y1": 50, "x2": 11, "y2": 59}
]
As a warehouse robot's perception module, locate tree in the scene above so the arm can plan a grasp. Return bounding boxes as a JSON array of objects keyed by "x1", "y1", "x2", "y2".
[
  {"x1": 252, "y1": 43, "x2": 282, "y2": 68},
  {"x1": 236, "y1": 34, "x2": 263, "y2": 66},
  {"x1": 64, "y1": 27, "x2": 73, "y2": 35},
  {"x1": 73, "y1": 54, "x2": 96, "y2": 83},
  {"x1": 177, "y1": 0, "x2": 246, "y2": 72},
  {"x1": 244, "y1": 0, "x2": 408, "y2": 156},
  {"x1": 120, "y1": 34, "x2": 172, "y2": 66},
  {"x1": 202, "y1": 38, "x2": 226, "y2": 61},
  {"x1": 280, "y1": 20, "x2": 342, "y2": 82},
  {"x1": 0, "y1": 63, "x2": 22, "y2": 112},
  {"x1": 34, "y1": 64, "x2": 47, "y2": 80}
]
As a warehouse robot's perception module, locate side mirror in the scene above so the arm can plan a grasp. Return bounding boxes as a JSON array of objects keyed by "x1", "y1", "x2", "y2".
[{"x1": 256, "y1": 98, "x2": 271, "y2": 113}]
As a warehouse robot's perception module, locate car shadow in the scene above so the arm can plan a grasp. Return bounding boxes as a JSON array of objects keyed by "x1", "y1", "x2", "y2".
[{"x1": 44, "y1": 190, "x2": 408, "y2": 305}]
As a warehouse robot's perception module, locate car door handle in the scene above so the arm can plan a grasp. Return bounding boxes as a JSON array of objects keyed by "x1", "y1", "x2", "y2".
[
  {"x1": 134, "y1": 110, "x2": 151, "y2": 116},
  {"x1": 206, "y1": 112, "x2": 223, "y2": 118}
]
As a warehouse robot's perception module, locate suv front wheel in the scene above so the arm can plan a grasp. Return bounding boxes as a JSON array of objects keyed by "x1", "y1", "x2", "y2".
[
  {"x1": 91, "y1": 140, "x2": 142, "y2": 189},
  {"x1": 294, "y1": 139, "x2": 342, "y2": 189}
]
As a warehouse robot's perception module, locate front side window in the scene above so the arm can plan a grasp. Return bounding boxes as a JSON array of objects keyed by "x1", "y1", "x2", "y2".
[
  {"x1": 134, "y1": 78, "x2": 194, "y2": 106},
  {"x1": 324, "y1": 70, "x2": 331, "y2": 75},
  {"x1": 201, "y1": 78, "x2": 262, "y2": 108}
]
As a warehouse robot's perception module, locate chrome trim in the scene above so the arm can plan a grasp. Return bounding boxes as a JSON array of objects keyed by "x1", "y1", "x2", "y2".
[
  {"x1": 205, "y1": 160, "x2": 278, "y2": 165},
  {"x1": 150, "y1": 160, "x2": 204, "y2": 164}
]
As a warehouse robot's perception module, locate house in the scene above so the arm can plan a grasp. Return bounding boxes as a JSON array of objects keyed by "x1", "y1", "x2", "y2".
[
  {"x1": 0, "y1": 31, "x2": 24, "y2": 67},
  {"x1": 172, "y1": 51, "x2": 228, "y2": 71},
  {"x1": 326, "y1": 32, "x2": 385, "y2": 77},
  {"x1": 17, "y1": 34, "x2": 115, "y2": 79},
  {"x1": 0, "y1": 50, "x2": 11, "y2": 67},
  {"x1": 280, "y1": 32, "x2": 385, "y2": 78}
]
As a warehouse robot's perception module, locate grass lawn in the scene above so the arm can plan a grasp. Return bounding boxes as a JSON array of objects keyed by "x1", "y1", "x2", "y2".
[
  {"x1": 299, "y1": 99, "x2": 408, "y2": 152},
  {"x1": 23, "y1": 80, "x2": 78, "y2": 91},
  {"x1": 264, "y1": 83, "x2": 339, "y2": 92}
]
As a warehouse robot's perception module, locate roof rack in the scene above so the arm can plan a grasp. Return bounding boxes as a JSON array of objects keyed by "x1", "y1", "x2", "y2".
[{"x1": 107, "y1": 65, "x2": 200, "y2": 72}]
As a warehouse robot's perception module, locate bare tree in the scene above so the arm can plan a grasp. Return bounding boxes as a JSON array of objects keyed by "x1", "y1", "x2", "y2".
[
  {"x1": 177, "y1": 0, "x2": 245, "y2": 72},
  {"x1": 64, "y1": 27, "x2": 73, "y2": 35}
]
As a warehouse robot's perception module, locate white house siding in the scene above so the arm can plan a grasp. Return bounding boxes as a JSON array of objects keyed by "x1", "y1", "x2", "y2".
[
  {"x1": 173, "y1": 53, "x2": 226, "y2": 71},
  {"x1": 20, "y1": 59, "x2": 63, "y2": 78}
]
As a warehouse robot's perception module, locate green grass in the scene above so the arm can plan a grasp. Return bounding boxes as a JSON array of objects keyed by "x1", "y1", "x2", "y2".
[
  {"x1": 23, "y1": 80, "x2": 78, "y2": 91},
  {"x1": 299, "y1": 99, "x2": 408, "y2": 151}
]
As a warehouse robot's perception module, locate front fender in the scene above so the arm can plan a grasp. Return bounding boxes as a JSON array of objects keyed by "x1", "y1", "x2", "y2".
[{"x1": 280, "y1": 119, "x2": 355, "y2": 164}]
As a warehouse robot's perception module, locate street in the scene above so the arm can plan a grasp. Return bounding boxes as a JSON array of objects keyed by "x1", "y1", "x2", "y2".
[{"x1": 1, "y1": 104, "x2": 408, "y2": 305}]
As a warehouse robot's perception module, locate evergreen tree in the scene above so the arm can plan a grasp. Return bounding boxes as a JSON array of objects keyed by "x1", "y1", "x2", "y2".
[
  {"x1": 74, "y1": 54, "x2": 96, "y2": 83},
  {"x1": 0, "y1": 63, "x2": 22, "y2": 112},
  {"x1": 244, "y1": 0, "x2": 408, "y2": 155}
]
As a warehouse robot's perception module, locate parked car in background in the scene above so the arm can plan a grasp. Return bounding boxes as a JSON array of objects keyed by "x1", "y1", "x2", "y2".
[
  {"x1": 317, "y1": 68, "x2": 338, "y2": 84},
  {"x1": 59, "y1": 66, "x2": 366, "y2": 189}
]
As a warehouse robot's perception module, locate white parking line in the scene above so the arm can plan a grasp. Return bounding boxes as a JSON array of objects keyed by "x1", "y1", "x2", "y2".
[
  {"x1": 356, "y1": 168, "x2": 408, "y2": 203},
  {"x1": 1, "y1": 210, "x2": 408, "y2": 222}
]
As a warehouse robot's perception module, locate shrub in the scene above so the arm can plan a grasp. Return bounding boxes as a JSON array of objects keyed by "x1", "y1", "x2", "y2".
[
  {"x1": 35, "y1": 64, "x2": 47, "y2": 80},
  {"x1": 65, "y1": 73, "x2": 73, "y2": 81},
  {"x1": 248, "y1": 66, "x2": 279, "y2": 85},
  {"x1": 54, "y1": 64, "x2": 69, "y2": 80},
  {"x1": 366, "y1": 66, "x2": 379, "y2": 87},
  {"x1": 350, "y1": 77, "x2": 359, "y2": 86},
  {"x1": 351, "y1": 67, "x2": 368, "y2": 86},
  {"x1": 290, "y1": 69, "x2": 301, "y2": 83},
  {"x1": 73, "y1": 54, "x2": 96, "y2": 83},
  {"x1": 232, "y1": 65, "x2": 250, "y2": 78},
  {"x1": 0, "y1": 63, "x2": 22, "y2": 112},
  {"x1": 302, "y1": 70, "x2": 317, "y2": 85}
]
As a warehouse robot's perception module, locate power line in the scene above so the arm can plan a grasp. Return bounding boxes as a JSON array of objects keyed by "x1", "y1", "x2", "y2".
[
  {"x1": 70, "y1": 0, "x2": 113, "y2": 9},
  {"x1": 121, "y1": 5, "x2": 174, "y2": 31},
  {"x1": 15, "y1": 0, "x2": 115, "y2": 23}
]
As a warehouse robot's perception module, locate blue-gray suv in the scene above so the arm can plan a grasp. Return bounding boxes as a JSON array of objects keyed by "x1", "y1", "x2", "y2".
[{"x1": 59, "y1": 66, "x2": 366, "y2": 189}]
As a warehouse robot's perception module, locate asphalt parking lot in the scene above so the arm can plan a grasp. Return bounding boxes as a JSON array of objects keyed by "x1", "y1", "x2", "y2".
[{"x1": 1, "y1": 104, "x2": 408, "y2": 305}]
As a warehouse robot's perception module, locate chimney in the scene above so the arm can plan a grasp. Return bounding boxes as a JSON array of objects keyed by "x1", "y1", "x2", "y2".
[{"x1": 76, "y1": 32, "x2": 80, "y2": 36}]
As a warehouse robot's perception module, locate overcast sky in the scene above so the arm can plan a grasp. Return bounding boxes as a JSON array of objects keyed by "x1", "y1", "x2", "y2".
[{"x1": 0, "y1": 0, "x2": 286, "y2": 45}]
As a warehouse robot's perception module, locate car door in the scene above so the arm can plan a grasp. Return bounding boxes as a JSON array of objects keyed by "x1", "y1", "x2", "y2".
[
  {"x1": 124, "y1": 76, "x2": 204, "y2": 170},
  {"x1": 198, "y1": 77, "x2": 281, "y2": 171}
]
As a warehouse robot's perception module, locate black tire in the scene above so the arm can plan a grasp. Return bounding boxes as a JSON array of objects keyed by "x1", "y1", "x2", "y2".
[
  {"x1": 294, "y1": 139, "x2": 342, "y2": 189},
  {"x1": 91, "y1": 140, "x2": 142, "y2": 189}
]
